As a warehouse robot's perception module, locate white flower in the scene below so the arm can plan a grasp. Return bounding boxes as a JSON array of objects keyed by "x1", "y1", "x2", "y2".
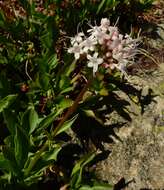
[
  {"x1": 108, "y1": 26, "x2": 118, "y2": 38},
  {"x1": 100, "y1": 18, "x2": 110, "y2": 32},
  {"x1": 114, "y1": 60, "x2": 128, "y2": 76},
  {"x1": 70, "y1": 32, "x2": 84, "y2": 45},
  {"x1": 68, "y1": 42, "x2": 83, "y2": 60},
  {"x1": 113, "y1": 52, "x2": 123, "y2": 61},
  {"x1": 118, "y1": 34, "x2": 123, "y2": 40},
  {"x1": 67, "y1": 17, "x2": 139, "y2": 76},
  {"x1": 109, "y1": 38, "x2": 121, "y2": 50},
  {"x1": 88, "y1": 26, "x2": 105, "y2": 44},
  {"x1": 87, "y1": 52, "x2": 103, "y2": 74},
  {"x1": 82, "y1": 37, "x2": 97, "y2": 52}
]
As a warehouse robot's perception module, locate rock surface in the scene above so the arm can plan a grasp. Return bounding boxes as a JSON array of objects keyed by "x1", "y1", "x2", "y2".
[
  {"x1": 96, "y1": 69, "x2": 164, "y2": 189},
  {"x1": 96, "y1": 2, "x2": 164, "y2": 188}
]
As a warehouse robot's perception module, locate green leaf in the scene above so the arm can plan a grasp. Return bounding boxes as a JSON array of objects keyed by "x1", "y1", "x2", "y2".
[
  {"x1": 71, "y1": 153, "x2": 96, "y2": 177},
  {"x1": 0, "y1": 11, "x2": 6, "y2": 29},
  {"x1": 14, "y1": 125, "x2": 29, "y2": 169},
  {"x1": 54, "y1": 114, "x2": 78, "y2": 136},
  {"x1": 29, "y1": 107, "x2": 39, "y2": 134},
  {"x1": 37, "y1": 109, "x2": 63, "y2": 132},
  {"x1": 25, "y1": 145, "x2": 61, "y2": 176},
  {"x1": 71, "y1": 153, "x2": 96, "y2": 188},
  {"x1": 59, "y1": 75, "x2": 71, "y2": 90},
  {"x1": 3, "y1": 109, "x2": 17, "y2": 134},
  {"x1": 91, "y1": 181, "x2": 113, "y2": 190},
  {"x1": 0, "y1": 95, "x2": 17, "y2": 113},
  {"x1": 58, "y1": 98, "x2": 73, "y2": 109},
  {"x1": 0, "y1": 153, "x2": 11, "y2": 172},
  {"x1": 2, "y1": 146, "x2": 21, "y2": 177},
  {"x1": 22, "y1": 106, "x2": 39, "y2": 134},
  {"x1": 81, "y1": 0, "x2": 86, "y2": 5},
  {"x1": 41, "y1": 145, "x2": 61, "y2": 162},
  {"x1": 60, "y1": 86, "x2": 74, "y2": 94},
  {"x1": 79, "y1": 186, "x2": 92, "y2": 190},
  {"x1": 65, "y1": 60, "x2": 77, "y2": 77},
  {"x1": 40, "y1": 30, "x2": 53, "y2": 49},
  {"x1": 79, "y1": 183, "x2": 113, "y2": 190},
  {"x1": 96, "y1": 0, "x2": 106, "y2": 14},
  {"x1": 39, "y1": 72, "x2": 50, "y2": 91},
  {"x1": 48, "y1": 54, "x2": 58, "y2": 71},
  {"x1": 4, "y1": 135, "x2": 14, "y2": 148}
]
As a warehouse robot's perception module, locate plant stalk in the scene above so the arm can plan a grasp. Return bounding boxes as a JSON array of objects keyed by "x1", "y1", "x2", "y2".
[{"x1": 25, "y1": 78, "x2": 92, "y2": 176}]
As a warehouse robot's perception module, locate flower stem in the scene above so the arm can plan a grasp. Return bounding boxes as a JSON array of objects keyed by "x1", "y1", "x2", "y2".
[
  {"x1": 25, "y1": 77, "x2": 92, "y2": 176},
  {"x1": 52, "y1": 77, "x2": 92, "y2": 136}
]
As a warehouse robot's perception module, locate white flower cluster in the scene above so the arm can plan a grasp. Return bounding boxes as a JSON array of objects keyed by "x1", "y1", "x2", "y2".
[{"x1": 68, "y1": 18, "x2": 139, "y2": 75}]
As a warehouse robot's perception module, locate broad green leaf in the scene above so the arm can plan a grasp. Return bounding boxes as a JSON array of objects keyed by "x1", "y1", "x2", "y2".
[
  {"x1": 54, "y1": 114, "x2": 78, "y2": 136},
  {"x1": 3, "y1": 109, "x2": 17, "y2": 134},
  {"x1": 28, "y1": 107, "x2": 39, "y2": 134},
  {"x1": 14, "y1": 125, "x2": 29, "y2": 169},
  {"x1": 0, "y1": 95, "x2": 17, "y2": 113},
  {"x1": 22, "y1": 106, "x2": 39, "y2": 134}
]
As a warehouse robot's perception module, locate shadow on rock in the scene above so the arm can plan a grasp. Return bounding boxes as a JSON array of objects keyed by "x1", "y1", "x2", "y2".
[{"x1": 72, "y1": 112, "x2": 125, "y2": 151}]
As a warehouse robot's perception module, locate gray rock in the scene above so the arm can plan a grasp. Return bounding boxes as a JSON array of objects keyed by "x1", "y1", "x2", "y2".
[{"x1": 96, "y1": 71, "x2": 164, "y2": 189}]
